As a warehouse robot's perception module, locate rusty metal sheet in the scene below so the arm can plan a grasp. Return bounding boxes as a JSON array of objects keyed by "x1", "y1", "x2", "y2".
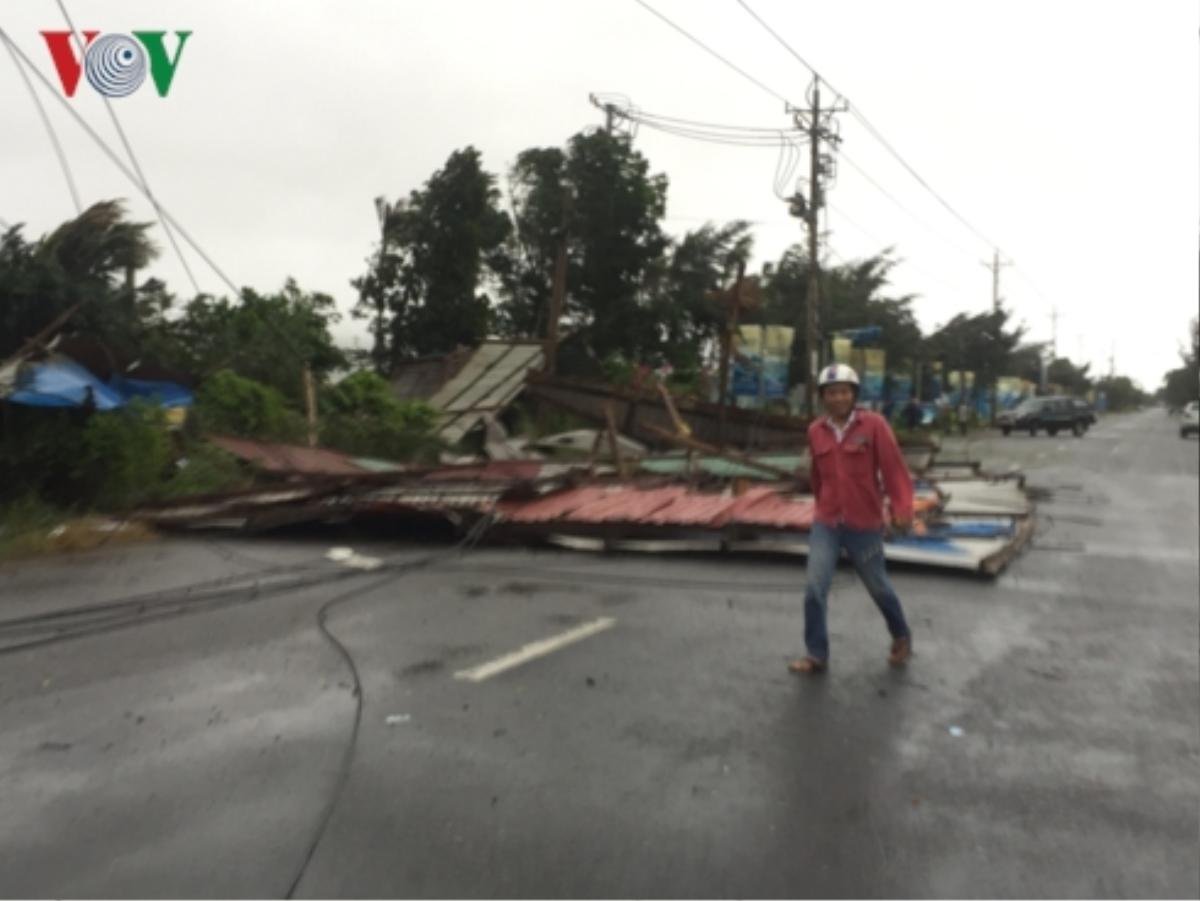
[
  {"x1": 558, "y1": 487, "x2": 683, "y2": 524},
  {"x1": 720, "y1": 489, "x2": 816, "y2": 529},
  {"x1": 209, "y1": 435, "x2": 370, "y2": 477},
  {"x1": 497, "y1": 486, "x2": 615, "y2": 523},
  {"x1": 425, "y1": 460, "x2": 552, "y2": 483},
  {"x1": 641, "y1": 490, "x2": 739, "y2": 526}
]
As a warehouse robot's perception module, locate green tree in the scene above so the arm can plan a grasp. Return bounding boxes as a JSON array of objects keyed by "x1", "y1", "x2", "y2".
[
  {"x1": 0, "y1": 201, "x2": 158, "y2": 360},
  {"x1": 924, "y1": 308, "x2": 1024, "y2": 412},
  {"x1": 1007, "y1": 342, "x2": 1048, "y2": 384},
  {"x1": 763, "y1": 247, "x2": 922, "y2": 389},
  {"x1": 493, "y1": 131, "x2": 669, "y2": 373},
  {"x1": 1046, "y1": 357, "x2": 1093, "y2": 396},
  {"x1": 79, "y1": 401, "x2": 171, "y2": 511},
  {"x1": 651, "y1": 220, "x2": 753, "y2": 371},
  {"x1": 192, "y1": 370, "x2": 305, "y2": 442},
  {"x1": 1162, "y1": 317, "x2": 1200, "y2": 409},
  {"x1": 1095, "y1": 375, "x2": 1147, "y2": 412},
  {"x1": 161, "y1": 279, "x2": 345, "y2": 403},
  {"x1": 319, "y1": 370, "x2": 438, "y2": 461},
  {"x1": 355, "y1": 147, "x2": 511, "y2": 365}
]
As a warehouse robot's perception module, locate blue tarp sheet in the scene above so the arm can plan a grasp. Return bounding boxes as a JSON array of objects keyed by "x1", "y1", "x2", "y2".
[{"x1": 7, "y1": 358, "x2": 192, "y2": 410}]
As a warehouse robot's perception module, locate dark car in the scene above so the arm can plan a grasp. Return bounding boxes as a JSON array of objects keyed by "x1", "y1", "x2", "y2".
[
  {"x1": 996, "y1": 396, "x2": 1089, "y2": 436},
  {"x1": 1070, "y1": 398, "x2": 1097, "y2": 430}
]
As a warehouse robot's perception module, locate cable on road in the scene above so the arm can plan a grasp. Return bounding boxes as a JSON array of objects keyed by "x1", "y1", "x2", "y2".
[{"x1": 284, "y1": 513, "x2": 496, "y2": 898}]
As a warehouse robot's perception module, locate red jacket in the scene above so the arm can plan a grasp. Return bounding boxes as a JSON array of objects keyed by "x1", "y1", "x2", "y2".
[{"x1": 807, "y1": 410, "x2": 913, "y2": 531}]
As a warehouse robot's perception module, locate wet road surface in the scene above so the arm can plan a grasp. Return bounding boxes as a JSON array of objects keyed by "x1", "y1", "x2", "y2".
[{"x1": 1, "y1": 409, "x2": 1196, "y2": 897}]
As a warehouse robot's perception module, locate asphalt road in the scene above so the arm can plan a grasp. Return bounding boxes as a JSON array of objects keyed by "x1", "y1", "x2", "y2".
[{"x1": 1, "y1": 409, "x2": 1196, "y2": 898}]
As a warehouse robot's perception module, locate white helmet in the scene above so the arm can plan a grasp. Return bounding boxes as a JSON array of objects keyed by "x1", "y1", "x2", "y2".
[{"x1": 818, "y1": 363, "x2": 860, "y2": 388}]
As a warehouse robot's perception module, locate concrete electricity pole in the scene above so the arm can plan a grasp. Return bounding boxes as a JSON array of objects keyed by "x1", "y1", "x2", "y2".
[
  {"x1": 982, "y1": 248, "x2": 1010, "y2": 423},
  {"x1": 984, "y1": 248, "x2": 1011, "y2": 313},
  {"x1": 791, "y1": 76, "x2": 846, "y2": 417}
]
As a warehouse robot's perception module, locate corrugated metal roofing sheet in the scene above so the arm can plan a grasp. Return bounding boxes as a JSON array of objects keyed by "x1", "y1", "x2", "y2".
[
  {"x1": 428, "y1": 341, "x2": 545, "y2": 444},
  {"x1": 209, "y1": 435, "x2": 371, "y2": 477},
  {"x1": 497, "y1": 484, "x2": 819, "y2": 531}
]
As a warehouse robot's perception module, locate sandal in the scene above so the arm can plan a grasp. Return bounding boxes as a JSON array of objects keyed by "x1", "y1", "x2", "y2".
[{"x1": 788, "y1": 656, "x2": 827, "y2": 674}]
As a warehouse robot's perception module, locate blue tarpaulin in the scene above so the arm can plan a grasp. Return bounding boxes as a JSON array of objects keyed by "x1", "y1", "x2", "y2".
[{"x1": 6, "y1": 358, "x2": 192, "y2": 410}]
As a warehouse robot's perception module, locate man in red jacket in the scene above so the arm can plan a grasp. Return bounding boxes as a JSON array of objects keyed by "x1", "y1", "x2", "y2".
[{"x1": 789, "y1": 363, "x2": 914, "y2": 674}]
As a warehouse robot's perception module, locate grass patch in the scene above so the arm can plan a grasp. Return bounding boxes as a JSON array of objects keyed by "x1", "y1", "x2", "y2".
[{"x1": 0, "y1": 496, "x2": 155, "y2": 563}]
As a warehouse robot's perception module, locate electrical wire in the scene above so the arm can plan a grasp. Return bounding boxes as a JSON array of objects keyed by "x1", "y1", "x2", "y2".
[
  {"x1": 0, "y1": 27, "x2": 314, "y2": 366},
  {"x1": 631, "y1": 0, "x2": 1016, "y2": 308},
  {"x1": 734, "y1": 0, "x2": 1000, "y2": 250},
  {"x1": 2, "y1": 32, "x2": 82, "y2": 214},
  {"x1": 54, "y1": 0, "x2": 202, "y2": 296},
  {"x1": 0, "y1": 27, "x2": 239, "y2": 296},
  {"x1": 836, "y1": 149, "x2": 981, "y2": 265},
  {"x1": 632, "y1": 0, "x2": 792, "y2": 106},
  {"x1": 284, "y1": 511, "x2": 496, "y2": 898},
  {"x1": 609, "y1": 102, "x2": 806, "y2": 202}
]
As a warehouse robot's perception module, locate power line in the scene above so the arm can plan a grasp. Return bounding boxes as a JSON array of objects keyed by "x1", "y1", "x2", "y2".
[
  {"x1": 2, "y1": 32, "x2": 81, "y2": 214},
  {"x1": 608, "y1": 102, "x2": 807, "y2": 200},
  {"x1": 54, "y1": 0, "x2": 202, "y2": 296},
  {"x1": 733, "y1": 0, "x2": 830, "y2": 92},
  {"x1": 828, "y1": 201, "x2": 978, "y2": 298},
  {"x1": 619, "y1": 108, "x2": 803, "y2": 136},
  {"x1": 632, "y1": 0, "x2": 791, "y2": 106},
  {"x1": 734, "y1": 0, "x2": 999, "y2": 250},
  {"x1": 836, "y1": 148, "x2": 980, "y2": 265},
  {"x1": 0, "y1": 26, "x2": 239, "y2": 296}
]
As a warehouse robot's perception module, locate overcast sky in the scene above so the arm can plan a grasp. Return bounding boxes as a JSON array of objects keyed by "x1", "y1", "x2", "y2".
[{"x1": 3, "y1": 0, "x2": 1197, "y2": 389}]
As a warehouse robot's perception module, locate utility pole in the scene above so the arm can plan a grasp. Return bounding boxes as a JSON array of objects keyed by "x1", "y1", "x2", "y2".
[
  {"x1": 981, "y1": 248, "x2": 1010, "y2": 424},
  {"x1": 984, "y1": 248, "x2": 1011, "y2": 313},
  {"x1": 790, "y1": 76, "x2": 845, "y2": 417},
  {"x1": 544, "y1": 188, "x2": 573, "y2": 376},
  {"x1": 804, "y1": 80, "x2": 821, "y2": 419},
  {"x1": 1050, "y1": 307, "x2": 1059, "y2": 360}
]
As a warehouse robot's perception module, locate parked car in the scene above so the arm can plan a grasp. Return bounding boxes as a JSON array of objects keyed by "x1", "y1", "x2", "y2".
[
  {"x1": 1071, "y1": 398, "x2": 1097, "y2": 430},
  {"x1": 1181, "y1": 400, "x2": 1200, "y2": 438},
  {"x1": 996, "y1": 395, "x2": 1089, "y2": 436}
]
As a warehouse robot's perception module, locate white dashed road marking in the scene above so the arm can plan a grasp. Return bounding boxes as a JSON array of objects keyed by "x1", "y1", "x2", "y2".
[{"x1": 454, "y1": 617, "x2": 617, "y2": 682}]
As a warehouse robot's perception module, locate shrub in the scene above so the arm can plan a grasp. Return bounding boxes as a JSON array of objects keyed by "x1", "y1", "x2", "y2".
[
  {"x1": 79, "y1": 400, "x2": 172, "y2": 511},
  {"x1": 319, "y1": 371, "x2": 439, "y2": 462},
  {"x1": 159, "y1": 441, "x2": 248, "y2": 499},
  {"x1": 193, "y1": 369, "x2": 305, "y2": 442}
]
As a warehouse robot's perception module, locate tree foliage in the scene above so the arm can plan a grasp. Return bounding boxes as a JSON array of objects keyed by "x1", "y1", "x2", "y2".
[
  {"x1": 158, "y1": 279, "x2": 345, "y2": 403},
  {"x1": 763, "y1": 247, "x2": 923, "y2": 387},
  {"x1": 0, "y1": 201, "x2": 159, "y2": 359},
  {"x1": 491, "y1": 131, "x2": 670, "y2": 374},
  {"x1": 354, "y1": 147, "x2": 511, "y2": 366},
  {"x1": 192, "y1": 370, "x2": 305, "y2": 442},
  {"x1": 319, "y1": 371, "x2": 438, "y2": 461},
  {"x1": 1161, "y1": 318, "x2": 1199, "y2": 409}
]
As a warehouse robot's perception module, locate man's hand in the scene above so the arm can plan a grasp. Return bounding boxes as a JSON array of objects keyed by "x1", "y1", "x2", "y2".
[{"x1": 891, "y1": 516, "x2": 924, "y2": 536}]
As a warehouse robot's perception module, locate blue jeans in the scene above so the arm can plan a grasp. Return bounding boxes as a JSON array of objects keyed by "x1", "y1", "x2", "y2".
[{"x1": 804, "y1": 521, "x2": 911, "y2": 661}]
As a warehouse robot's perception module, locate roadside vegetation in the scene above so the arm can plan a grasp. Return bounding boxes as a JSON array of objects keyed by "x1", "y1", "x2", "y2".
[{"x1": 2, "y1": 131, "x2": 1173, "y2": 558}]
